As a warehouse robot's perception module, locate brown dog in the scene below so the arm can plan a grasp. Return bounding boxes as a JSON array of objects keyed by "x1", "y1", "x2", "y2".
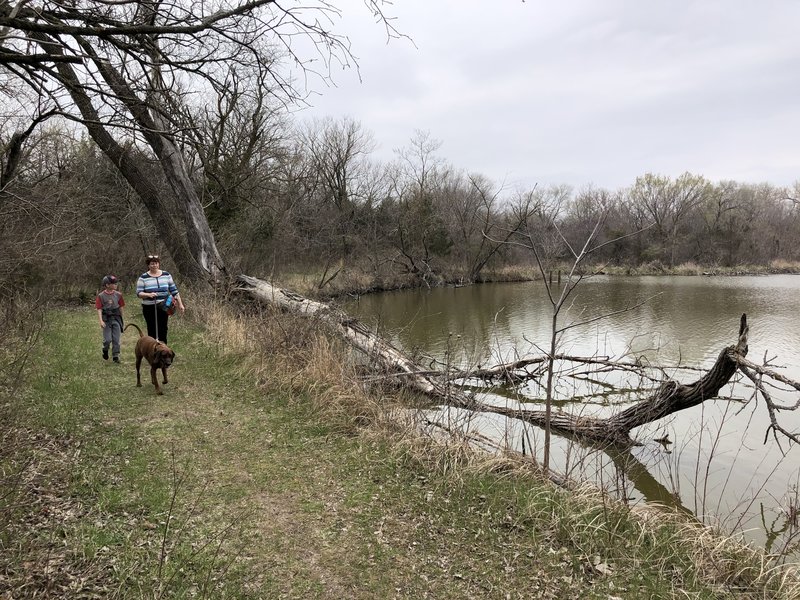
[{"x1": 123, "y1": 323, "x2": 175, "y2": 395}]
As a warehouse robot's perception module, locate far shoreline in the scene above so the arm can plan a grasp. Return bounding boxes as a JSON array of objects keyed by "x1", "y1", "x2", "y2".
[{"x1": 288, "y1": 261, "x2": 800, "y2": 302}]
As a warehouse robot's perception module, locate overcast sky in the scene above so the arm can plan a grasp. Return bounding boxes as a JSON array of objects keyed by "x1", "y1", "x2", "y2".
[{"x1": 291, "y1": 1, "x2": 800, "y2": 192}]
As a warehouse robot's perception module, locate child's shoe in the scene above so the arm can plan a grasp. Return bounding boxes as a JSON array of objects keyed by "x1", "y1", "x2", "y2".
[
  {"x1": 102, "y1": 348, "x2": 109, "y2": 360},
  {"x1": 113, "y1": 356, "x2": 120, "y2": 363}
]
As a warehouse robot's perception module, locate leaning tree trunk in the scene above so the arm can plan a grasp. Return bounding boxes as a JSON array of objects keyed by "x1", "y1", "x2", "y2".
[
  {"x1": 39, "y1": 33, "x2": 207, "y2": 283},
  {"x1": 83, "y1": 43, "x2": 226, "y2": 282},
  {"x1": 42, "y1": 33, "x2": 224, "y2": 286},
  {"x1": 238, "y1": 276, "x2": 750, "y2": 447}
]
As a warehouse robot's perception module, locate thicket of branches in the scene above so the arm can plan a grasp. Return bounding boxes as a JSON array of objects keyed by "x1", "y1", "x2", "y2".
[
  {"x1": 3, "y1": 114, "x2": 800, "y2": 295},
  {"x1": 1, "y1": 0, "x2": 799, "y2": 295}
]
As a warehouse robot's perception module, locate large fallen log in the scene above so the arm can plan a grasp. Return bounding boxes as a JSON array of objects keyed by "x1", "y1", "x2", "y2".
[
  {"x1": 486, "y1": 316, "x2": 748, "y2": 445},
  {"x1": 237, "y1": 277, "x2": 758, "y2": 447},
  {"x1": 238, "y1": 275, "x2": 478, "y2": 409}
]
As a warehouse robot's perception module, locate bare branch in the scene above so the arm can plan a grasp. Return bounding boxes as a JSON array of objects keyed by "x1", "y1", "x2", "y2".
[{"x1": 738, "y1": 365, "x2": 800, "y2": 449}]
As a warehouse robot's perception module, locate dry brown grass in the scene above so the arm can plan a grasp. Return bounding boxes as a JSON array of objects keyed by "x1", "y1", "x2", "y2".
[
  {"x1": 769, "y1": 259, "x2": 800, "y2": 273},
  {"x1": 188, "y1": 292, "x2": 390, "y2": 434}
]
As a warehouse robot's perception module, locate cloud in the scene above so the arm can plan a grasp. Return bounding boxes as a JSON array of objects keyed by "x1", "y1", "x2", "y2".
[{"x1": 295, "y1": 0, "x2": 800, "y2": 190}]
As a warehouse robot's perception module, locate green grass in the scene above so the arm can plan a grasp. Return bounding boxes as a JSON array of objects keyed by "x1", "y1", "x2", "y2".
[{"x1": 1, "y1": 307, "x2": 798, "y2": 598}]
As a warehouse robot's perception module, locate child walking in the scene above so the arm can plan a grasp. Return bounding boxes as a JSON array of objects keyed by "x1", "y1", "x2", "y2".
[{"x1": 96, "y1": 275, "x2": 125, "y2": 362}]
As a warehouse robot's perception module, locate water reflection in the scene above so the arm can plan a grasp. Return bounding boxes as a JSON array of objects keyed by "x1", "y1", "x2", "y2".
[
  {"x1": 343, "y1": 275, "x2": 800, "y2": 551},
  {"x1": 347, "y1": 275, "x2": 800, "y2": 369}
]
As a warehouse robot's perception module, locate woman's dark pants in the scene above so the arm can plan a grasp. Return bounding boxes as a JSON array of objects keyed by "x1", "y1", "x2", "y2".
[{"x1": 142, "y1": 304, "x2": 169, "y2": 344}]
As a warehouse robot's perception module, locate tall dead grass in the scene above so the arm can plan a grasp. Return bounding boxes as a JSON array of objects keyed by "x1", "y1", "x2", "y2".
[{"x1": 189, "y1": 293, "x2": 394, "y2": 434}]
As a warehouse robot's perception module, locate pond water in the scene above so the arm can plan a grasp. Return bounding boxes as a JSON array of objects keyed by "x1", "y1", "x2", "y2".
[{"x1": 343, "y1": 275, "x2": 800, "y2": 553}]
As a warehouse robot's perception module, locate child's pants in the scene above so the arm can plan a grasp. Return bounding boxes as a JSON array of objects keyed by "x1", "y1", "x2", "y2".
[{"x1": 102, "y1": 318, "x2": 122, "y2": 358}]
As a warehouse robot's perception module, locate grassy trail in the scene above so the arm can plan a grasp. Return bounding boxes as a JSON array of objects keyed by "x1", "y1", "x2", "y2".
[{"x1": 1, "y1": 308, "x2": 796, "y2": 599}]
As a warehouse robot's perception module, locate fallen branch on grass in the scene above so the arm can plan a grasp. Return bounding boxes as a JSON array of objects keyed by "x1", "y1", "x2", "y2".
[{"x1": 237, "y1": 275, "x2": 478, "y2": 409}]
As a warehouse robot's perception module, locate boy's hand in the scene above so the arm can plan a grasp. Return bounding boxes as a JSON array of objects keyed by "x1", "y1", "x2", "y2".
[{"x1": 99, "y1": 322, "x2": 106, "y2": 328}]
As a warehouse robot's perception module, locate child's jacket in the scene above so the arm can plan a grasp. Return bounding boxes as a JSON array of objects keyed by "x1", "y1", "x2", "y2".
[{"x1": 96, "y1": 290, "x2": 125, "y2": 324}]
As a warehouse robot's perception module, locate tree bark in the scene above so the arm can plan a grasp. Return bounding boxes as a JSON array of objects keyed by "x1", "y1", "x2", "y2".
[
  {"x1": 80, "y1": 39, "x2": 225, "y2": 282},
  {"x1": 238, "y1": 275, "x2": 479, "y2": 407},
  {"x1": 238, "y1": 276, "x2": 750, "y2": 448},
  {"x1": 36, "y1": 33, "x2": 207, "y2": 282}
]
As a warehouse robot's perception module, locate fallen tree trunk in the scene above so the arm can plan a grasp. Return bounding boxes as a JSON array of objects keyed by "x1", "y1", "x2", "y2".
[
  {"x1": 238, "y1": 275, "x2": 478, "y2": 409},
  {"x1": 485, "y1": 319, "x2": 747, "y2": 445},
  {"x1": 238, "y1": 276, "x2": 753, "y2": 447}
]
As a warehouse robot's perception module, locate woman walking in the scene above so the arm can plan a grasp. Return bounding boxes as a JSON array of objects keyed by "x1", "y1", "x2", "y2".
[{"x1": 136, "y1": 255, "x2": 185, "y2": 344}]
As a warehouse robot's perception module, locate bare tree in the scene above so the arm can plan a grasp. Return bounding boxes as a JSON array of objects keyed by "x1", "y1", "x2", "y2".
[
  {"x1": 386, "y1": 130, "x2": 453, "y2": 282},
  {"x1": 296, "y1": 116, "x2": 377, "y2": 281},
  {"x1": 299, "y1": 116, "x2": 375, "y2": 213},
  {"x1": 628, "y1": 173, "x2": 709, "y2": 267},
  {"x1": 450, "y1": 172, "x2": 532, "y2": 282},
  {"x1": 485, "y1": 190, "x2": 652, "y2": 473},
  {"x1": 187, "y1": 68, "x2": 286, "y2": 230},
  {"x1": 0, "y1": 0, "x2": 397, "y2": 284}
]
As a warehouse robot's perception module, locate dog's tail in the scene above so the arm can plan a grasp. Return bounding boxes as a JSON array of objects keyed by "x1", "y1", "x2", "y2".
[{"x1": 123, "y1": 323, "x2": 143, "y2": 337}]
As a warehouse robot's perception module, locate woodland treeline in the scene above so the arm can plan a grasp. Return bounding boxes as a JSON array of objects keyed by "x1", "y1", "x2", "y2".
[
  {"x1": 0, "y1": 0, "x2": 798, "y2": 295},
  {"x1": 3, "y1": 117, "x2": 799, "y2": 293}
]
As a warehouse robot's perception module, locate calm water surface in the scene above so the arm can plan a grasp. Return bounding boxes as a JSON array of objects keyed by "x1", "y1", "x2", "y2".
[{"x1": 344, "y1": 275, "x2": 800, "y2": 552}]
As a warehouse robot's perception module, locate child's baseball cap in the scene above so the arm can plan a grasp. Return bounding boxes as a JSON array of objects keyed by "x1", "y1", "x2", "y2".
[{"x1": 102, "y1": 275, "x2": 118, "y2": 285}]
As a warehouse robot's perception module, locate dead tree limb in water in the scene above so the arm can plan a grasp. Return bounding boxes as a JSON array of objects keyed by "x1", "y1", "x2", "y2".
[
  {"x1": 483, "y1": 314, "x2": 749, "y2": 446},
  {"x1": 736, "y1": 359, "x2": 800, "y2": 449},
  {"x1": 439, "y1": 354, "x2": 705, "y2": 385},
  {"x1": 238, "y1": 279, "x2": 799, "y2": 448}
]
